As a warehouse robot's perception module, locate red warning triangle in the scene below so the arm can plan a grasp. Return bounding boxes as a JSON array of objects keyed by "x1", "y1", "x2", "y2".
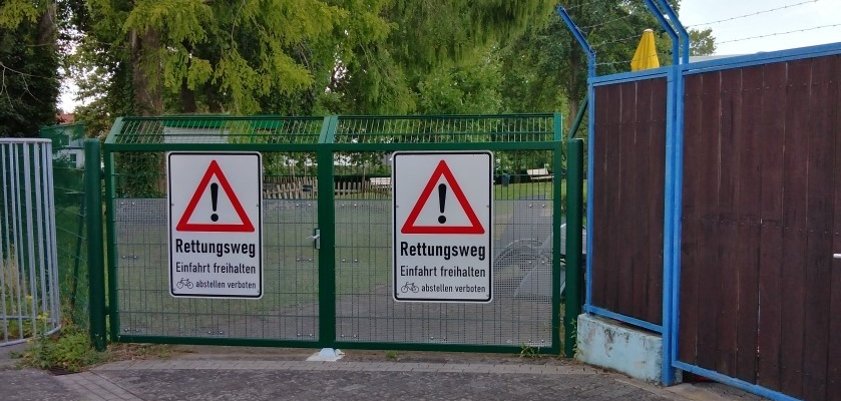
[
  {"x1": 401, "y1": 160, "x2": 484, "y2": 235},
  {"x1": 176, "y1": 160, "x2": 255, "y2": 232}
]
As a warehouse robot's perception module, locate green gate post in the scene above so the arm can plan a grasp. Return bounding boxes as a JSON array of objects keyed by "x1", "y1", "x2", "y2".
[
  {"x1": 85, "y1": 139, "x2": 107, "y2": 351},
  {"x1": 564, "y1": 138, "x2": 584, "y2": 357},
  {"x1": 317, "y1": 117, "x2": 337, "y2": 347}
]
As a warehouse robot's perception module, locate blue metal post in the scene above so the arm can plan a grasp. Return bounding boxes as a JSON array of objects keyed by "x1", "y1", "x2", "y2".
[
  {"x1": 668, "y1": 61, "x2": 688, "y2": 388},
  {"x1": 652, "y1": 0, "x2": 690, "y2": 64},
  {"x1": 585, "y1": 83, "x2": 594, "y2": 310},
  {"x1": 555, "y1": 4, "x2": 597, "y2": 315},
  {"x1": 660, "y1": 68, "x2": 678, "y2": 386},
  {"x1": 642, "y1": 0, "x2": 680, "y2": 66},
  {"x1": 555, "y1": 5, "x2": 596, "y2": 78},
  {"x1": 639, "y1": 0, "x2": 690, "y2": 386}
]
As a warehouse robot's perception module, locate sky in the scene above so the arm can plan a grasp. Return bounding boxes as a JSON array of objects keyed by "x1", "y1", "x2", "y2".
[
  {"x1": 679, "y1": 0, "x2": 841, "y2": 55},
  {"x1": 59, "y1": 0, "x2": 841, "y2": 112}
]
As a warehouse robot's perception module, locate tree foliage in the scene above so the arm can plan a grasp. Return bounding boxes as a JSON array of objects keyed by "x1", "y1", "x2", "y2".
[
  {"x1": 0, "y1": 0, "x2": 60, "y2": 137},
  {"x1": 495, "y1": 1, "x2": 715, "y2": 129},
  {"x1": 63, "y1": 0, "x2": 718, "y2": 135},
  {"x1": 689, "y1": 28, "x2": 716, "y2": 56},
  {"x1": 76, "y1": 0, "x2": 391, "y2": 115},
  {"x1": 71, "y1": 0, "x2": 556, "y2": 118}
]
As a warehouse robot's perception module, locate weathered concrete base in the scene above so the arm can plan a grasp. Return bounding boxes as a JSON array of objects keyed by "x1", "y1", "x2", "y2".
[{"x1": 576, "y1": 314, "x2": 672, "y2": 384}]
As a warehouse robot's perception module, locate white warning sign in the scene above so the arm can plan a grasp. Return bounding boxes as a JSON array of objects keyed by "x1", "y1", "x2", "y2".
[
  {"x1": 167, "y1": 152, "x2": 262, "y2": 299},
  {"x1": 392, "y1": 151, "x2": 493, "y2": 303}
]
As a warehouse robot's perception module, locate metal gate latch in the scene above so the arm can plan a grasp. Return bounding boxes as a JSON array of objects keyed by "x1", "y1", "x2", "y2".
[{"x1": 309, "y1": 229, "x2": 321, "y2": 250}]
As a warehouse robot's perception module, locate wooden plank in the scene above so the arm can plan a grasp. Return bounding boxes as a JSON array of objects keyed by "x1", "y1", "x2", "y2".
[
  {"x1": 645, "y1": 78, "x2": 667, "y2": 325},
  {"x1": 604, "y1": 83, "x2": 625, "y2": 312},
  {"x1": 827, "y1": 54, "x2": 841, "y2": 401},
  {"x1": 778, "y1": 58, "x2": 813, "y2": 400},
  {"x1": 695, "y1": 70, "x2": 723, "y2": 371},
  {"x1": 756, "y1": 61, "x2": 786, "y2": 391},
  {"x1": 626, "y1": 80, "x2": 647, "y2": 321},
  {"x1": 734, "y1": 65, "x2": 763, "y2": 384},
  {"x1": 591, "y1": 85, "x2": 614, "y2": 310},
  {"x1": 801, "y1": 56, "x2": 836, "y2": 401},
  {"x1": 678, "y1": 74, "x2": 705, "y2": 364},
  {"x1": 611, "y1": 81, "x2": 635, "y2": 316},
  {"x1": 714, "y1": 68, "x2": 742, "y2": 377}
]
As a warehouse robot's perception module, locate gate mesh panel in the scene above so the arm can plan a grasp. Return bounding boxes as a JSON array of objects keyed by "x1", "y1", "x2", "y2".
[
  {"x1": 110, "y1": 117, "x2": 322, "y2": 341},
  {"x1": 332, "y1": 116, "x2": 559, "y2": 347},
  {"x1": 106, "y1": 114, "x2": 563, "y2": 350}
]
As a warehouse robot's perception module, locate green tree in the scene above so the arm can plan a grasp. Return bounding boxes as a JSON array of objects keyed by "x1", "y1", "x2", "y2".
[
  {"x1": 0, "y1": 0, "x2": 60, "y2": 137},
  {"x1": 495, "y1": 0, "x2": 662, "y2": 126},
  {"x1": 74, "y1": 0, "x2": 390, "y2": 116},
  {"x1": 497, "y1": 1, "x2": 716, "y2": 131},
  {"x1": 70, "y1": 0, "x2": 554, "y2": 119},
  {"x1": 417, "y1": 50, "x2": 504, "y2": 115},
  {"x1": 320, "y1": 0, "x2": 555, "y2": 114},
  {"x1": 689, "y1": 28, "x2": 716, "y2": 56}
]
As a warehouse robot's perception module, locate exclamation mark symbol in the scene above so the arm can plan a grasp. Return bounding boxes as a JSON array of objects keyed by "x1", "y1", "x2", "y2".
[
  {"x1": 210, "y1": 183, "x2": 219, "y2": 222},
  {"x1": 438, "y1": 183, "x2": 447, "y2": 224}
]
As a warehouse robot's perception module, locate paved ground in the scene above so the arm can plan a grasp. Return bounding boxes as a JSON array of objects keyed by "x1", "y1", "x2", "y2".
[{"x1": 0, "y1": 345, "x2": 767, "y2": 401}]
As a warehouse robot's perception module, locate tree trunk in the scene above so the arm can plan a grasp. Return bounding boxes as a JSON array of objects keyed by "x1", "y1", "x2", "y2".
[
  {"x1": 130, "y1": 29, "x2": 163, "y2": 116},
  {"x1": 180, "y1": 79, "x2": 197, "y2": 113},
  {"x1": 127, "y1": 28, "x2": 164, "y2": 196},
  {"x1": 36, "y1": 3, "x2": 57, "y2": 47}
]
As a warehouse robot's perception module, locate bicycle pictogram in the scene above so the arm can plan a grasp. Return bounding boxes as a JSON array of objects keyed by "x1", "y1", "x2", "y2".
[
  {"x1": 400, "y1": 282, "x2": 419, "y2": 293},
  {"x1": 176, "y1": 277, "x2": 194, "y2": 289}
]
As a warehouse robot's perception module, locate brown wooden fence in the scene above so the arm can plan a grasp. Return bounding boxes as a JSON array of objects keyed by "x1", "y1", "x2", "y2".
[
  {"x1": 678, "y1": 55, "x2": 841, "y2": 401},
  {"x1": 591, "y1": 77, "x2": 667, "y2": 326}
]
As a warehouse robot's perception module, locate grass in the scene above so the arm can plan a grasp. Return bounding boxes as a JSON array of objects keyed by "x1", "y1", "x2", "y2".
[
  {"x1": 2, "y1": 251, "x2": 35, "y2": 340},
  {"x1": 16, "y1": 323, "x2": 177, "y2": 373},
  {"x1": 18, "y1": 324, "x2": 104, "y2": 373},
  {"x1": 519, "y1": 343, "x2": 541, "y2": 358},
  {"x1": 495, "y1": 181, "x2": 557, "y2": 201},
  {"x1": 53, "y1": 201, "x2": 89, "y2": 326}
]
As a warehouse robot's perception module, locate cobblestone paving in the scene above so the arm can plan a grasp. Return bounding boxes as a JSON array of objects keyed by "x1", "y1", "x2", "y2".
[
  {"x1": 0, "y1": 344, "x2": 768, "y2": 401},
  {"x1": 18, "y1": 359, "x2": 761, "y2": 401},
  {"x1": 0, "y1": 369, "x2": 79, "y2": 401}
]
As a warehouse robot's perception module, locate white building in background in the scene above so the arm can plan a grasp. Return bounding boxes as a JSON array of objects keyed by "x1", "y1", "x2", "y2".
[{"x1": 41, "y1": 120, "x2": 86, "y2": 169}]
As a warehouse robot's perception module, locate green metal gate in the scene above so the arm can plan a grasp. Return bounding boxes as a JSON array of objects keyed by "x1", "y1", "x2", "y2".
[{"x1": 96, "y1": 114, "x2": 567, "y2": 353}]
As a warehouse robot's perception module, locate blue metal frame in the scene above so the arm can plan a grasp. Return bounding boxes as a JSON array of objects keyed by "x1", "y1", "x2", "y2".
[
  {"x1": 642, "y1": 0, "x2": 680, "y2": 66},
  {"x1": 673, "y1": 362, "x2": 800, "y2": 401},
  {"x1": 555, "y1": 5, "x2": 596, "y2": 78},
  {"x1": 559, "y1": 0, "x2": 841, "y2": 399},
  {"x1": 556, "y1": 4, "x2": 599, "y2": 335},
  {"x1": 584, "y1": 305, "x2": 663, "y2": 333},
  {"x1": 557, "y1": 3, "x2": 684, "y2": 384},
  {"x1": 666, "y1": 40, "x2": 841, "y2": 401},
  {"x1": 589, "y1": 70, "x2": 677, "y2": 365},
  {"x1": 590, "y1": 67, "x2": 670, "y2": 85},
  {"x1": 661, "y1": 67, "x2": 679, "y2": 385},
  {"x1": 651, "y1": 0, "x2": 690, "y2": 64},
  {"x1": 683, "y1": 41, "x2": 841, "y2": 74},
  {"x1": 585, "y1": 83, "x2": 595, "y2": 313}
]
